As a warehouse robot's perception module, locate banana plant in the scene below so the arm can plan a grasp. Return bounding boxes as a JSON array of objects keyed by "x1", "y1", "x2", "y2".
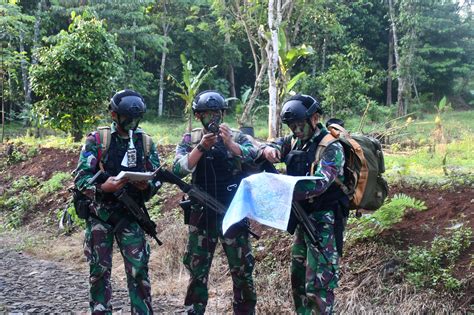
[
  {"x1": 277, "y1": 28, "x2": 314, "y2": 100},
  {"x1": 170, "y1": 54, "x2": 216, "y2": 132}
]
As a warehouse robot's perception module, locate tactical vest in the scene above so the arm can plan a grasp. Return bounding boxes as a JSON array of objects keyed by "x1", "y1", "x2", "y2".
[
  {"x1": 190, "y1": 128, "x2": 244, "y2": 207},
  {"x1": 284, "y1": 129, "x2": 347, "y2": 212},
  {"x1": 101, "y1": 132, "x2": 147, "y2": 202}
]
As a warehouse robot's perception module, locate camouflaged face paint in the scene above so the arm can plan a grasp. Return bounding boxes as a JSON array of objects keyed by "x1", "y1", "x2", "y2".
[
  {"x1": 289, "y1": 120, "x2": 313, "y2": 141},
  {"x1": 199, "y1": 111, "x2": 222, "y2": 131}
]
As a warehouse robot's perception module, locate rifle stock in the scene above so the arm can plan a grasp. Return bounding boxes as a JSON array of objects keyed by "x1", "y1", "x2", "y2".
[
  {"x1": 156, "y1": 168, "x2": 260, "y2": 239},
  {"x1": 89, "y1": 170, "x2": 163, "y2": 246}
]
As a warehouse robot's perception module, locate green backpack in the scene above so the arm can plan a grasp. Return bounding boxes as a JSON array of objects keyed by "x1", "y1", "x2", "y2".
[{"x1": 314, "y1": 124, "x2": 388, "y2": 211}]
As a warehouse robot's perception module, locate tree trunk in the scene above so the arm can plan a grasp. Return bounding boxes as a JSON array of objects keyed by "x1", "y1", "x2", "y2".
[
  {"x1": 233, "y1": 2, "x2": 266, "y2": 128},
  {"x1": 72, "y1": 120, "x2": 83, "y2": 142},
  {"x1": 267, "y1": 0, "x2": 280, "y2": 140},
  {"x1": 1, "y1": 47, "x2": 4, "y2": 143},
  {"x1": 321, "y1": 37, "x2": 327, "y2": 72},
  {"x1": 386, "y1": 28, "x2": 393, "y2": 106},
  {"x1": 131, "y1": 20, "x2": 137, "y2": 64},
  {"x1": 158, "y1": 42, "x2": 167, "y2": 116},
  {"x1": 187, "y1": 112, "x2": 192, "y2": 133},
  {"x1": 235, "y1": 3, "x2": 260, "y2": 78},
  {"x1": 19, "y1": 31, "x2": 31, "y2": 105},
  {"x1": 228, "y1": 64, "x2": 236, "y2": 101},
  {"x1": 225, "y1": 30, "x2": 236, "y2": 104},
  {"x1": 29, "y1": 1, "x2": 42, "y2": 105},
  {"x1": 388, "y1": 0, "x2": 406, "y2": 117},
  {"x1": 158, "y1": 0, "x2": 170, "y2": 117},
  {"x1": 240, "y1": 59, "x2": 268, "y2": 127}
]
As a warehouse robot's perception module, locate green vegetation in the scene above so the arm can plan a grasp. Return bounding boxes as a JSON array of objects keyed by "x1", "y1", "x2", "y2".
[
  {"x1": 0, "y1": 172, "x2": 71, "y2": 230},
  {"x1": 1, "y1": 1, "x2": 472, "y2": 141},
  {"x1": 346, "y1": 194, "x2": 427, "y2": 242},
  {"x1": 40, "y1": 172, "x2": 70, "y2": 194},
  {"x1": 404, "y1": 225, "x2": 472, "y2": 291},
  {"x1": 30, "y1": 11, "x2": 124, "y2": 141},
  {"x1": 0, "y1": 176, "x2": 40, "y2": 230}
]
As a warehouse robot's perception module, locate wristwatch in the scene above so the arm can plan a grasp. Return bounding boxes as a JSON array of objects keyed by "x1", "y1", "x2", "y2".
[{"x1": 197, "y1": 143, "x2": 207, "y2": 152}]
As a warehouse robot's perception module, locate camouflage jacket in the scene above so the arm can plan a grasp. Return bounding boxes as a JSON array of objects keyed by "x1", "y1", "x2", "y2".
[
  {"x1": 265, "y1": 125, "x2": 345, "y2": 202},
  {"x1": 74, "y1": 123, "x2": 161, "y2": 220},
  {"x1": 172, "y1": 128, "x2": 257, "y2": 178}
]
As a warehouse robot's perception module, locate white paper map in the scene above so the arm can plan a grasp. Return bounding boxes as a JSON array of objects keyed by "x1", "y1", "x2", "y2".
[
  {"x1": 115, "y1": 171, "x2": 155, "y2": 182},
  {"x1": 222, "y1": 172, "x2": 324, "y2": 234}
]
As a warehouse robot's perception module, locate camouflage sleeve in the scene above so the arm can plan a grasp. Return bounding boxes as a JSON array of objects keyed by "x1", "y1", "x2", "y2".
[
  {"x1": 74, "y1": 132, "x2": 100, "y2": 197},
  {"x1": 261, "y1": 135, "x2": 294, "y2": 161},
  {"x1": 143, "y1": 140, "x2": 161, "y2": 200},
  {"x1": 233, "y1": 132, "x2": 258, "y2": 163},
  {"x1": 172, "y1": 133, "x2": 195, "y2": 178},
  {"x1": 293, "y1": 141, "x2": 345, "y2": 201}
]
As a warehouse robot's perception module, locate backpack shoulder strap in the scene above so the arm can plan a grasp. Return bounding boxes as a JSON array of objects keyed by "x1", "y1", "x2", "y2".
[
  {"x1": 291, "y1": 137, "x2": 298, "y2": 150},
  {"x1": 310, "y1": 133, "x2": 338, "y2": 175},
  {"x1": 315, "y1": 134, "x2": 338, "y2": 163},
  {"x1": 230, "y1": 128, "x2": 240, "y2": 140},
  {"x1": 141, "y1": 133, "x2": 153, "y2": 159},
  {"x1": 96, "y1": 126, "x2": 111, "y2": 170},
  {"x1": 190, "y1": 128, "x2": 203, "y2": 145}
]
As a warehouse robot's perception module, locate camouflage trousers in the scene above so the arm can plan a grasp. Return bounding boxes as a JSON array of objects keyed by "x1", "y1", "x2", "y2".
[
  {"x1": 183, "y1": 223, "x2": 257, "y2": 315},
  {"x1": 291, "y1": 210, "x2": 339, "y2": 315},
  {"x1": 84, "y1": 217, "x2": 153, "y2": 314}
]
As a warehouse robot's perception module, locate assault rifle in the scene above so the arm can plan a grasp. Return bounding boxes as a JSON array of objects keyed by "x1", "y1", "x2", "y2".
[
  {"x1": 291, "y1": 202, "x2": 334, "y2": 271},
  {"x1": 89, "y1": 170, "x2": 163, "y2": 246},
  {"x1": 259, "y1": 160, "x2": 335, "y2": 269},
  {"x1": 154, "y1": 167, "x2": 260, "y2": 240}
]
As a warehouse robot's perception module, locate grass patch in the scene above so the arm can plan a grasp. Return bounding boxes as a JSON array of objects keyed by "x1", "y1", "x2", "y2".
[
  {"x1": 9, "y1": 134, "x2": 79, "y2": 151},
  {"x1": 385, "y1": 132, "x2": 474, "y2": 183}
]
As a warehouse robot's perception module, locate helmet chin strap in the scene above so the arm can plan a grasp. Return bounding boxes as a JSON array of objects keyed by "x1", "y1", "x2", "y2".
[{"x1": 303, "y1": 116, "x2": 320, "y2": 141}]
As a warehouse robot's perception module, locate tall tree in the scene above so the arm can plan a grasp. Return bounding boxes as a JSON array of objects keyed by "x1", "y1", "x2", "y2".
[
  {"x1": 30, "y1": 12, "x2": 124, "y2": 141},
  {"x1": 212, "y1": 0, "x2": 268, "y2": 129},
  {"x1": 388, "y1": 0, "x2": 414, "y2": 116},
  {"x1": 267, "y1": 0, "x2": 280, "y2": 139},
  {"x1": 0, "y1": 2, "x2": 34, "y2": 117},
  {"x1": 146, "y1": 0, "x2": 190, "y2": 116},
  {"x1": 415, "y1": 1, "x2": 473, "y2": 100}
]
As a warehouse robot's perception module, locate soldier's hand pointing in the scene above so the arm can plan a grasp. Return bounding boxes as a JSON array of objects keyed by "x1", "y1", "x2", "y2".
[{"x1": 262, "y1": 147, "x2": 281, "y2": 163}]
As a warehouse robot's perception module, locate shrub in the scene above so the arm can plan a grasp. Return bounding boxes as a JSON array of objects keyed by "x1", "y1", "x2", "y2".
[
  {"x1": 346, "y1": 194, "x2": 427, "y2": 242},
  {"x1": 40, "y1": 172, "x2": 71, "y2": 194},
  {"x1": 404, "y1": 225, "x2": 472, "y2": 291}
]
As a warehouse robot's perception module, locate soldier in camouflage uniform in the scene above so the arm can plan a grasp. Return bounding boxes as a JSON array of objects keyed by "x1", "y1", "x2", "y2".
[
  {"x1": 74, "y1": 89, "x2": 161, "y2": 314},
  {"x1": 259, "y1": 94, "x2": 348, "y2": 314},
  {"x1": 173, "y1": 90, "x2": 257, "y2": 314}
]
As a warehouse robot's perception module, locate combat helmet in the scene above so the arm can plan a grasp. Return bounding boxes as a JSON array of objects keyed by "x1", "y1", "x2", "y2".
[
  {"x1": 192, "y1": 90, "x2": 227, "y2": 113},
  {"x1": 280, "y1": 94, "x2": 322, "y2": 124}
]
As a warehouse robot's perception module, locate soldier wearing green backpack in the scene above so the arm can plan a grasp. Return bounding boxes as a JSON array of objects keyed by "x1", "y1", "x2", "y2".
[{"x1": 259, "y1": 94, "x2": 349, "y2": 314}]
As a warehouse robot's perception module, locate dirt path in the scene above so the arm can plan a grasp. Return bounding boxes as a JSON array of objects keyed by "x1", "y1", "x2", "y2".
[{"x1": 0, "y1": 237, "x2": 183, "y2": 313}]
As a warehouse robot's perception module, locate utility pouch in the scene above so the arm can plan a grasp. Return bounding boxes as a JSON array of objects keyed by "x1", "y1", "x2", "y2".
[
  {"x1": 179, "y1": 197, "x2": 193, "y2": 225},
  {"x1": 71, "y1": 188, "x2": 91, "y2": 220}
]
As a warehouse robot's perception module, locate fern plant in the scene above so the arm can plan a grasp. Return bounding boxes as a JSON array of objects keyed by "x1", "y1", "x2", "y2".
[{"x1": 346, "y1": 194, "x2": 427, "y2": 242}]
